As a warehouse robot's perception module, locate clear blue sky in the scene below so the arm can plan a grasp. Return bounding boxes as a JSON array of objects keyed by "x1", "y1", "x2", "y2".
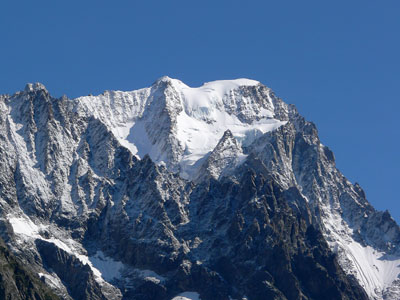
[{"x1": 1, "y1": 1, "x2": 399, "y2": 220}]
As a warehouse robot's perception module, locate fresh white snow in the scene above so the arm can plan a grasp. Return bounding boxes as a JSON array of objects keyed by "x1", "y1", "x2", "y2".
[
  {"x1": 80, "y1": 251, "x2": 124, "y2": 282},
  {"x1": 173, "y1": 78, "x2": 284, "y2": 177},
  {"x1": 8, "y1": 216, "x2": 44, "y2": 239},
  {"x1": 337, "y1": 240, "x2": 400, "y2": 298},
  {"x1": 8, "y1": 215, "x2": 74, "y2": 253}
]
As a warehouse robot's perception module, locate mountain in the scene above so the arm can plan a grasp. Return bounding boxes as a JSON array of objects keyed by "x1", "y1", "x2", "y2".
[{"x1": 0, "y1": 77, "x2": 398, "y2": 299}]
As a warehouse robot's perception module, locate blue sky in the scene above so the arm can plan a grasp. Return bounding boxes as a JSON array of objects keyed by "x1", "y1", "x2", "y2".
[{"x1": 1, "y1": 1, "x2": 399, "y2": 220}]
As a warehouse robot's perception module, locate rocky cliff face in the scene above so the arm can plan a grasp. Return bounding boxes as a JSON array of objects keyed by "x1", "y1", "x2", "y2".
[
  {"x1": 0, "y1": 236, "x2": 59, "y2": 300},
  {"x1": 0, "y1": 78, "x2": 397, "y2": 300}
]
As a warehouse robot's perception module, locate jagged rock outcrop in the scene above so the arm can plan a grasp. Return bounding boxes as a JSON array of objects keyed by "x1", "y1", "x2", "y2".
[{"x1": 0, "y1": 237, "x2": 59, "y2": 300}]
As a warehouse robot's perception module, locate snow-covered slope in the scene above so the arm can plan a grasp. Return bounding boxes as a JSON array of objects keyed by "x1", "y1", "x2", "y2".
[{"x1": 321, "y1": 197, "x2": 400, "y2": 299}]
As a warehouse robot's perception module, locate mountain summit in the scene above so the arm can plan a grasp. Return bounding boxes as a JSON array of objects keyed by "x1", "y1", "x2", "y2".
[
  {"x1": 0, "y1": 78, "x2": 398, "y2": 300},
  {"x1": 73, "y1": 77, "x2": 285, "y2": 179}
]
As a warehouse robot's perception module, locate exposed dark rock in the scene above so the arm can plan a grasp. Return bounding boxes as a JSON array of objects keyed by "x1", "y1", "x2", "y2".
[{"x1": 0, "y1": 238, "x2": 59, "y2": 300}]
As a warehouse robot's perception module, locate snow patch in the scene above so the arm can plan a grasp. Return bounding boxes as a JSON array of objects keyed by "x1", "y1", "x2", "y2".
[
  {"x1": 322, "y1": 202, "x2": 400, "y2": 300},
  {"x1": 38, "y1": 272, "x2": 63, "y2": 290},
  {"x1": 78, "y1": 251, "x2": 124, "y2": 283},
  {"x1": 8, "y1": 216, "x2": 44, "y2": 239},
  {"x1": 8, "y1": 215, "x2": 124, "y2": 284}
]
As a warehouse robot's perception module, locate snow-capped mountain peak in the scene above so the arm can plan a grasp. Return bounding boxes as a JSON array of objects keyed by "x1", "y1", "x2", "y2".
[
  {"x1": 73, "y1": 77, "x2": 286, "y2": 179},
  {"x1": 2, "y1": 78, "x2": 399, "y2": 300},
  {"x1": 24, "y1": 82, "x2": 47, "y2": 93}
]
